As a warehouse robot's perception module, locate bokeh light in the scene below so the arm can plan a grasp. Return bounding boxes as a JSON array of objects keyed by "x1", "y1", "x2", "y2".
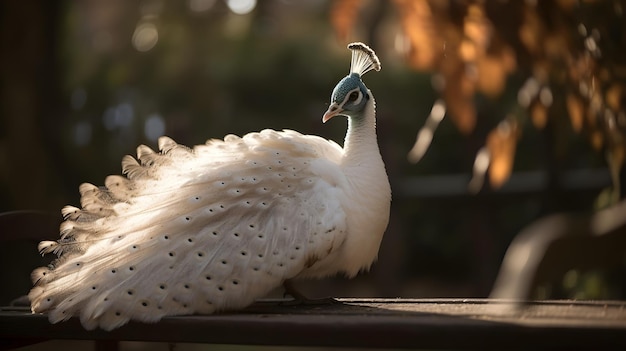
[
  {"x1": 73, "y1": 121, "x2": 93, "y2": 147},
  {"x1": 144, "y1": 114, "x2": 166, "y2": 141},
  {"x1": 132, "y1": 22, "x2": 159, "y2": 52},
  {"x1": 226, "y1": 0, "x2": 256, "y2": 15},
  {"x1": 103, "y1": 103, "x2": 135, "y2": 131}
]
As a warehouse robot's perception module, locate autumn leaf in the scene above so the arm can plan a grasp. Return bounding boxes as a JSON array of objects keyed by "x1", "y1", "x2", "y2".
[
  {"x1": 463, "y1": 4, "x2": 491, "y2": 53},
  {"x1": 530, "y1": 100, "x2": 548, "y2": 130},
  {"x1": 566, "y1": 93, "x2": 584, "y2": 133},
  {"x1": 330, "y1": 0, "x2": 364, "y2": 42},
  {"x1": 392, "y1": 0, "x2": 444, "y2": 70},
  {"x1": 486, "y1": 119, "x2": 519, "y2": 188},
  {"x1": 476, "y1": 48, "x2": 516, "y2": 97},
  {"x1": 443, "y1": 62, "x2": 477, "y2": 134},
  {"x1": 605, "y1": 83, "x2": 623, "y2": 111}
]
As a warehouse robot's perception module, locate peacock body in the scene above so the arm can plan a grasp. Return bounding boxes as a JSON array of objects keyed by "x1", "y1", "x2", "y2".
[{"x1": 29, "y1": 43, "x2": 391, "y2": 330}]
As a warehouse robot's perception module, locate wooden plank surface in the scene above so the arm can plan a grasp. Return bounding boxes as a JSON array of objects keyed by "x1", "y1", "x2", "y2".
[{"x1": 1, "y1": 298, "x2": 625, "y2": 350}]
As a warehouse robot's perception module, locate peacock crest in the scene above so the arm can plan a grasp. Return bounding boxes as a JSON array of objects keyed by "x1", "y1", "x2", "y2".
[{"x1": 348, "y1": 42, "x2": 381, "y2": 76}]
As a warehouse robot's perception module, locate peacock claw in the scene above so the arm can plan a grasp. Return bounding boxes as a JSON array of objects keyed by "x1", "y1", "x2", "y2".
[
  {"x1": 280, "y1": 296, "x2": 339, "y2": 306},
  {"x1": 281, "y1": 280, "x2": 339, "y2": 306}
]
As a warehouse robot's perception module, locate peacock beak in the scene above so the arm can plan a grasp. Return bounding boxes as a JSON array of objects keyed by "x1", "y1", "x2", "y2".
[{"x1": 322, "y1": 103, "x2": 343, "y2": 123}]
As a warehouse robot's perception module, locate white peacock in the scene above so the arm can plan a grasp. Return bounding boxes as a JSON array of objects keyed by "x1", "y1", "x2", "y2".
[{"x1": 29, "y1": 42, "x2": 391, "y2": 330}]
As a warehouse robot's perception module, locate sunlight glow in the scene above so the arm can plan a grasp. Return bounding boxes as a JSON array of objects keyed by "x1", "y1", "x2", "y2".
[
  {"x1": 227, "y1": 0, "x2": 256, "y2": 15},
  {"x1": 132, "y1": 23, "x2": 159, "y2": 52}
]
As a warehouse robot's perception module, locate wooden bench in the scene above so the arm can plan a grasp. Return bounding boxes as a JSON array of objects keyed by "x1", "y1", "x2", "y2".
[{"x1": 2, "y1": 298, "x2": 626, "y2": 350}]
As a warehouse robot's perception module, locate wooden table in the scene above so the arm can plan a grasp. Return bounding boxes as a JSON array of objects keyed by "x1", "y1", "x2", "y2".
[{"x1": 1, "y1": 298, "x2": 625, "y2": 350}]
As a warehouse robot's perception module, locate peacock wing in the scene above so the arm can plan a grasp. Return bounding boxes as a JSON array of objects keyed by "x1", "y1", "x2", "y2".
[{"x1": 29, "y1": 129, "x2": 348, "y2": 330}]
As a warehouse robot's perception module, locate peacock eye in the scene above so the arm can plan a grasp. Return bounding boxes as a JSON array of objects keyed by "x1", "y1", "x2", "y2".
[{"x1": 347, "y1": 91, "x2": 359, "y2": 102}]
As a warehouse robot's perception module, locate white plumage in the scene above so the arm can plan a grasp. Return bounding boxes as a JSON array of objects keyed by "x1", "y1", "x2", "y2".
[{"x1": 29, "y1": 43, "x2": 390, "y2": 330}]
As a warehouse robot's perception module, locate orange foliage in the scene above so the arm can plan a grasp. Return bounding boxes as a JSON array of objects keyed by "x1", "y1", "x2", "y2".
[
  {"x1": 392, "y1": 0, "x2": 443, "y2": 70},
  {"x1": 566, "y1": 94, "x2": 584, "y2": 133},
  {"x1": 330, "y1": 0, "x2": 626, "y2": 190},
  {"x1": 487, "y1": 119, "x2": 519, "y2": 189},
  {"x1": 330, "y1": 0, "x2": 364, "y2": 42}
]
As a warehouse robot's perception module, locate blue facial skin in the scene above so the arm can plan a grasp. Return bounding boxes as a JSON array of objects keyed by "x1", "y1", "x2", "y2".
[{"x1": 330, "y1": 73, "x2": 370, "y2": 117}]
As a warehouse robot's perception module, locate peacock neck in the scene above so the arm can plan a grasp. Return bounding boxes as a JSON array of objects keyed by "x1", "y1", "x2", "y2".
[
  {"x1": 336, "y1": 92, "x2": 390, "y2": 279},
  {"x1": 343, "y1": 94, "x2": 380, "y2": 166}
]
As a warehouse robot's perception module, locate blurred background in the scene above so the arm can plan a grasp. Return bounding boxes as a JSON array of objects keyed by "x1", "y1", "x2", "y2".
[{"x1": 1, "y1": 0, "x2": 625, "y2": 307}]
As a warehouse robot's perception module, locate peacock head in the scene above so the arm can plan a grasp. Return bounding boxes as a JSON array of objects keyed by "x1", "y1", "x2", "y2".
[{"x1": 323, "y1": 42, "x2": 381, "y2": 123}]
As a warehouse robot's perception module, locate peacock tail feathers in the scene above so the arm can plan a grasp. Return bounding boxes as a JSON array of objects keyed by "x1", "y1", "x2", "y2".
[{"x1": 29, "y1": 130, "x2": 353, "y2": 330}]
